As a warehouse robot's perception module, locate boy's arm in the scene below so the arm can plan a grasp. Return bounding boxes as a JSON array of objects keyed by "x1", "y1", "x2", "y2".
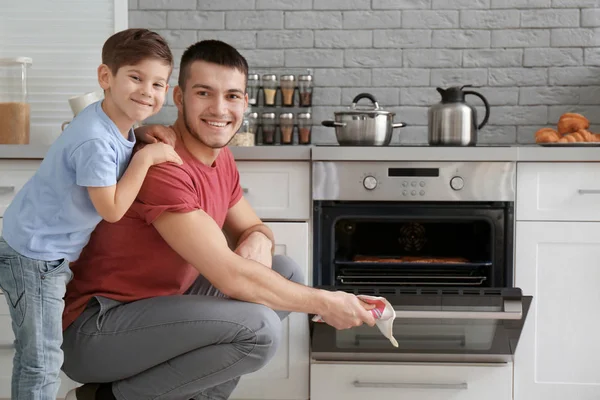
[{"x1": 88, "y1": 144, "x2": 183, "y2": 223}]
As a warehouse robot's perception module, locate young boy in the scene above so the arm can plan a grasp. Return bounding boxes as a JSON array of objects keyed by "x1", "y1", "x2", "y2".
[{"x1": 0, "y1": 28, "x2": 181, "y2": 400}]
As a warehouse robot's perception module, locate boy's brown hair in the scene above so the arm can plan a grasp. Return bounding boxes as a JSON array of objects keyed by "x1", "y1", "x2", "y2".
[{"x1": 102, "y1": 28, "x2": 173, "y2": 76}]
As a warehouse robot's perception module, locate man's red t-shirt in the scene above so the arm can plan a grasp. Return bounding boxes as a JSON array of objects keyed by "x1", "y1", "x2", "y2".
[{"x1": 62, "y1": 140, "x2": 243, "y2": 330}]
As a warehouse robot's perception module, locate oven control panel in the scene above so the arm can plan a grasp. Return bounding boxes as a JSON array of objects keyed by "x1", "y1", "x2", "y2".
[{"x1": 313, "y1": 161, "x2": 515, "y2": 201}]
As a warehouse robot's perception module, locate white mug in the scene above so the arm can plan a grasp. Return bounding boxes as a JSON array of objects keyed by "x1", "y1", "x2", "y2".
[{"x1": 62, "y1": 90, "x2": 104, "y2": 131}]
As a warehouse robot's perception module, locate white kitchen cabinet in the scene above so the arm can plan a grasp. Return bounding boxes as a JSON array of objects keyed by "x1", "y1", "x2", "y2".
[
  {"x1": 517, "y1": 162, "x2": 600, "y2": 222},
  {"x1": 237, "y1": 161, "x2": 310, "y2": 221},
  {"x1": 514, "y1": 221, "x2": 600, "y2": 400},
  {"x1": 311, "y1": 363, "x2": 512, "y2": 400},
  {"x1": 230, "y1": 222, "x2": 310, "y2": 400}
]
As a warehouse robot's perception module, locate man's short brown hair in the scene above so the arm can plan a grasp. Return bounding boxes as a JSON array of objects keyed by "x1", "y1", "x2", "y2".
[
  {"x1": 102, "y1": 28, "x2": 173, "y2": 75},
  {"x1": 178, "y1": 40, "x2": 248, "y2": 90}
]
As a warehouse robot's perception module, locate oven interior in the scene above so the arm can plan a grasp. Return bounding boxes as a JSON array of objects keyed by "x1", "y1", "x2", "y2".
[{"x1": 313, "y1": 201, "x2": 513, "y2": 289}]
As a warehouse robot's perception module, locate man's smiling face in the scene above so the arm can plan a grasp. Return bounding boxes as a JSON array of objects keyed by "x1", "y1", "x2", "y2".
[{"x1": 176, "y1": 60, "x2": 248, "y2": 149}]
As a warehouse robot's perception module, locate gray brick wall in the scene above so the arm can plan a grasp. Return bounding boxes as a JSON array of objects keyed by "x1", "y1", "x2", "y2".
[{"x1": 130, "y1": 0, "x2": 600, "y2": 145}]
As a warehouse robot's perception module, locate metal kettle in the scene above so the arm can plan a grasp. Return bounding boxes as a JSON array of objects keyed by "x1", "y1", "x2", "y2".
[{"x1": 428, "y1": 85, "x2": 490, "y2": 146}]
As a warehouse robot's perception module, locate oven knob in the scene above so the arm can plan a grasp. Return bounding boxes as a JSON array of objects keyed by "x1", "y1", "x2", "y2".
[
  {"x1": 363, "y1": 175, "x2": 378, "y2": 190},
  {"x1": 450, "y1": 176, "x2": 464, "y2": 191}
]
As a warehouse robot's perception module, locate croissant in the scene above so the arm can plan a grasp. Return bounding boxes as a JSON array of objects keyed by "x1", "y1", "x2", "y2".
[
  {"x1": 535, "y1": 128, "x2": 560, "y2": 143},
  {"x1": 557, "y1": 113, "x2": 590, "y2": 135},
  {"x1": 577, "y1": 129, "x2": 596, "y2": 142}
]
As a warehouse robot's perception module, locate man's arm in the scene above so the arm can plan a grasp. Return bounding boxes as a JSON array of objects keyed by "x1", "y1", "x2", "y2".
[
  {"x1": 223, "y1": 197, "x2": 274, "y2": 254},
  {"x1": 152, "y1": 208, "x2": 376, "y2": 329}
]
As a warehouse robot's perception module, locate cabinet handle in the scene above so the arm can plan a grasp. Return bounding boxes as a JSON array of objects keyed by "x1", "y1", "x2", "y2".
[
  {"x1": 578, "y1": 189, "x2": 600, "y2": 195},
  {"x1": 0, "y1": 344, "x2": 15, "y2": 350},
  {"x1": 353, "y1": 380, "x2": 468, "y2": 390},
  {"x1": 0, "y1": 186, "x2": 15, "y2": 195},
  {"x1": 242, "y1": 187, "x2": 249, "y2": 194}
]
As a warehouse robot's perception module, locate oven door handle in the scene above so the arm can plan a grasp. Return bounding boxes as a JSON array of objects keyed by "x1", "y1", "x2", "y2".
[
  {"x1": 353, "y1": 380, "x2": 468, "y2": 390},
  {"x1": 394, "y1": 299, "x2": 522, "y2": 320}
]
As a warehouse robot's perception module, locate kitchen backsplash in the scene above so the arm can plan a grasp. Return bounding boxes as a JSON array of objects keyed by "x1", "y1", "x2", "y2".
[{"x1": 129, "y1": 0, "x2": 600, "y2": 145}]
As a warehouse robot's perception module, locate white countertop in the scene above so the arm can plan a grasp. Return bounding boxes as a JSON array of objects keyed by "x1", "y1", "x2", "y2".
[{"x1": 1, "y1": 144, "x2": 599, "y2": 162}]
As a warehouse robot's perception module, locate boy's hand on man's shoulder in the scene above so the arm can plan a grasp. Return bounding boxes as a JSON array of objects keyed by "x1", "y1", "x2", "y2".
[
  {"x1": 134, "y1": 124, "x2": 177, "y2": 147},
  {"x1": 138, "y1": 142, "x2": 183, "y2": 167}
]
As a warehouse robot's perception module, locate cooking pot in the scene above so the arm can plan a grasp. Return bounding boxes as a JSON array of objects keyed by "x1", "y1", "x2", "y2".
[{"x1": 322, "y1": 93, "x2": 407, "y2": 146}]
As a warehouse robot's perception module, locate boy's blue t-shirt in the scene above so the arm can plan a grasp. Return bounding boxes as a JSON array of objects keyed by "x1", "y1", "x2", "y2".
[{"x1": 3, "y1": 101, "x2": 135, "y2": 262}]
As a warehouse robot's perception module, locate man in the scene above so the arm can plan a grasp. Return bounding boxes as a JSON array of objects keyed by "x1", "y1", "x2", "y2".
[{"x1": 62, "y1": 40, "x2": 375, "y2": 400}]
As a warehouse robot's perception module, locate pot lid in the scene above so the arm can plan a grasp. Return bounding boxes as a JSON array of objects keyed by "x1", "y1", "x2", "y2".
[{"x1": 334, "y1": 93, "x2": 394, "y2": 116}]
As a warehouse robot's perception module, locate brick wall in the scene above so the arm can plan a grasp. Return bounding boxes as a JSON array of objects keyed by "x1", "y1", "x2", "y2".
[{"x1": 129, "y1": 0, "x2": 600, "y2": 145}]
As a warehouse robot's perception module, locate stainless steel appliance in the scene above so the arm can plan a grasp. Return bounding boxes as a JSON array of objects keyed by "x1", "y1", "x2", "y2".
[
  {"x1": 428, "y1": 85, "x2": 490, "y2": 146},
  {"x1": 310, "y1": 161, "x2": 531, "y2": 364},
  {"x1": 321, "y1": 93, "x2": 407, "y2": 146}
]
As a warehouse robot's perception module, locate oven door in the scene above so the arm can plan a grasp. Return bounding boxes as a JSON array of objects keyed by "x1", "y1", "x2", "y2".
[{"x1": 311, "y1": 287, "x2": 531, "y2": 363}]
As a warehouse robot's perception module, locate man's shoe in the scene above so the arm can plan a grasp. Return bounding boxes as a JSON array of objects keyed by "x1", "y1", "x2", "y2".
[{"x1": 64, "y1": 383, "x2": 100, "y2": 400}]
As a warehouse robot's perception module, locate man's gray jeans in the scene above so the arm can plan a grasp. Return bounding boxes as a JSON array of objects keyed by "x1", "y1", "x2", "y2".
[{"x1": 61, "y1": 255, "x2": 304, "y2": 400}]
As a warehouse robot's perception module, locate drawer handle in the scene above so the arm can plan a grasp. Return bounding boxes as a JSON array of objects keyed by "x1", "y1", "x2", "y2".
[
  {"x1": 242, "y1": 187, "x2": 249, "y2": 194},
  {"x1": 578, "y1": 189, "x2": 600, "y2": 195},
  {"x1": 0, "y1": 344, "x2": 15, "y2": 350},
  {"x1": 353, "y1": 380, "x2": 468, "y2": 390},
  {"x1": 0, "y1": 186, "x2": 15, "y2": 195}
]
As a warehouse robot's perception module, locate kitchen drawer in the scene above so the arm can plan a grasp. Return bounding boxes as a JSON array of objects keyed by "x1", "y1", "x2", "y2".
[
  {"x1": 311, "y1": 363, "x2": 512, "y2": 400},
  {"x1": 236, "y1": 161, "x2": 310, "y2": 221},
  {"x1": 0, "y1": 160, "x2": 39, "y2": 217},
  {"x1": 517, "y1": 163, "x2": 600, "y2": 221}
]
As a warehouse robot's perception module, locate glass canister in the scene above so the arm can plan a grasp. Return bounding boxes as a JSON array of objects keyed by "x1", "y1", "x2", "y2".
[
  {"x1": 280, "y1": 75, "x2": 296, "y2": 107},
  {"x1": 298, "y1": 74, "x2": 313, "y2": 107},
  {"x1": 279, "y1": 113, "x2": 295, "y2": 144},
  {"x1": 261, "y1": 74, "x2": 278, "y2": 106},
  {"x1": 0, "y1": 57, "x2": 32, "y2": 144},
  {"x1": 261, "y1": 112, "x2": 277, "y2": 144},
  {"x1": 297, "y1": 112, "x2": 312, "y2": 144},
  {"x1": 247, "y1": 73, "x2": 260, "y2": 105},
  {"x1": 247, "y1": 112, "x2": 259, "y2": 135}
]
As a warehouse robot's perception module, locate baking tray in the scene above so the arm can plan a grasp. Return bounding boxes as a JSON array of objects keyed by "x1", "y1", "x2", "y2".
[{"x1": 538, "y1": 142, "x2": 600, "y2": 147}]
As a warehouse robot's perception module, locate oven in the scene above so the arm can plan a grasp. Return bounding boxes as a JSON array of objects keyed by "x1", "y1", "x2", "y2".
[{"x1": 310, "y1": 161, "x2": 532, "y2": 364}]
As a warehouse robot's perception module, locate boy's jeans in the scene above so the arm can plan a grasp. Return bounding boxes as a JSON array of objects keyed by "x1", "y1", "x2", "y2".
[{"x1": 0, "y1": 237, "x2": 72, "y2": 400}]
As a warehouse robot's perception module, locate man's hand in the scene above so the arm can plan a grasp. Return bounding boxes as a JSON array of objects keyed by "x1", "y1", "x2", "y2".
[
  {"x1": 318, "y1": 291, "x2": 376, "y2": 330},
  {"x1": 134, "y1": 124, "x2": 177, "y2": 147},
  {"x1": 235, "y1": 231, "x2": 273, "y2": 269}
]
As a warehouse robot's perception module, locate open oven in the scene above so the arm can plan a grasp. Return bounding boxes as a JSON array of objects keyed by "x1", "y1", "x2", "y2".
[{"x1": 310, "y1": 161, "x2": 531, "y2": 364}]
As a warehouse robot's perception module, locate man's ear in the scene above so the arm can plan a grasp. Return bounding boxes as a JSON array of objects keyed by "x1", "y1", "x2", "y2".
[
  {"x1": 97, "y1": 64, "x2": 112, "y2": 90},
  {"x1": 174, "y1": 86, "x2": 184, "y2": 111}
]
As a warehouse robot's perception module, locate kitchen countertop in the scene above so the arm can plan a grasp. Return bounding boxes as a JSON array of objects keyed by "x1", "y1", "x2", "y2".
[{"x1": 1, "y1": 144, "x2": 599, "y2": 162}]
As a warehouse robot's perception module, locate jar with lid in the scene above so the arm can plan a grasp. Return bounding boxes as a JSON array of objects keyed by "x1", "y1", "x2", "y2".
[
  {"x1": 279, "y1": 113, "x2": 295, "y2": 145},
  {"x1": 247, "y1": 74, "x2": 260, "y2": 105},
  {"x1": 230, "y1": 111, "x2": 256, "y2": 147},
  {"x1": 279, "y1": 75, "x2": 296, "y2": 107},
  {"x1": 0, "y1": 57, "x2": 32, "y2": 144},
  {"x1": 261, "y1": 74, "x2": 278, "y2": 106},
  {"x1": 297, "y1": 112, "x2": 312, "y2": 144},
  {"x1": 261, "y1": 112, "x2": 277, "y2": 144},
  {"x1": 298, "y1": 74, "x2": 313, "y2": 107},
  {"x1": 247, "y1": 112, "x2": 259, "y2": 135}
]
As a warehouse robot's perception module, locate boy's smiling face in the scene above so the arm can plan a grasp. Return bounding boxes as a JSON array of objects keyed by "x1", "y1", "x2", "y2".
[{"x1": 99, "y1": 58, "x2": 171, "y2": 130}]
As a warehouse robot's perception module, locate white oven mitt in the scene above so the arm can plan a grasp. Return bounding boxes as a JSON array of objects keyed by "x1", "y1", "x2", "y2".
[{"x1": 312, "y1": 295, "x2": 398, "y2": 347}]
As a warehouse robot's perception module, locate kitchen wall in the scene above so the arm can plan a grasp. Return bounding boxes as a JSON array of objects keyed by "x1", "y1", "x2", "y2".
[{"x1": 129, "y1": 0, "x2": 600, "y2": 145}]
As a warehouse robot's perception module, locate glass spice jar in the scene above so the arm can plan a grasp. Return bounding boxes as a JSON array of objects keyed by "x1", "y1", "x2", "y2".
[
  {"x1": 279, "y1": 113, "x2": 295, "y2": 145},
  {"x1": 297, "y1": 74, "x2": 313, "y2": 107},
  {"x1": 261, "y1": 112, "x2": 277, "y2": 144},
  {"x1": 261, "y1": 74, "x2": 278, "y2": 107},
  {"x1": 247, "y1": 74, "x2": 260, "y2": 106},
  {"x1": 297, "y1": 112, "x2": 312, "y2": 144},
  {"x1": 279, "y1": 75, "x2": 296, "y2": 107}
]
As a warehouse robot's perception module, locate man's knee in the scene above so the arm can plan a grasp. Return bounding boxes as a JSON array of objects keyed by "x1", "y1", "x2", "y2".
[{"x1": 272, "y1": 255, "x2": 305, "y2": 285}]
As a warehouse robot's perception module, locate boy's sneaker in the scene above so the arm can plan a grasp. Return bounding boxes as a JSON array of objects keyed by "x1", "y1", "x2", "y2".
[{"x1": 64, "y1": 383, "x2": 100, "y2": 400}]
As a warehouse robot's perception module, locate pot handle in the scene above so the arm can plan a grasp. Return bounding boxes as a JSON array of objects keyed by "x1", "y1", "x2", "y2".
[
  {"x1": 351, "y1": 93, "x2": 379, "y2": 110},
  {"x1": 392, "y1": 122, "x2": 407, "y2": 129},
  {"x1": 463, "y1": 90, "x2": 490, "y2": 130},
  {"x1": 322, "y1": 120, "x2": 346, "y2": 128}
]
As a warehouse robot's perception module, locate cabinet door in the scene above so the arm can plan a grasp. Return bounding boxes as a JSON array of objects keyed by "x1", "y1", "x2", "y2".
[
  {"x1": 515, "y1": 221, "x2": 600, "y2": 400},
  {"x1": 230, "y1": 222, "x2": 310, "y2": 400}
]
